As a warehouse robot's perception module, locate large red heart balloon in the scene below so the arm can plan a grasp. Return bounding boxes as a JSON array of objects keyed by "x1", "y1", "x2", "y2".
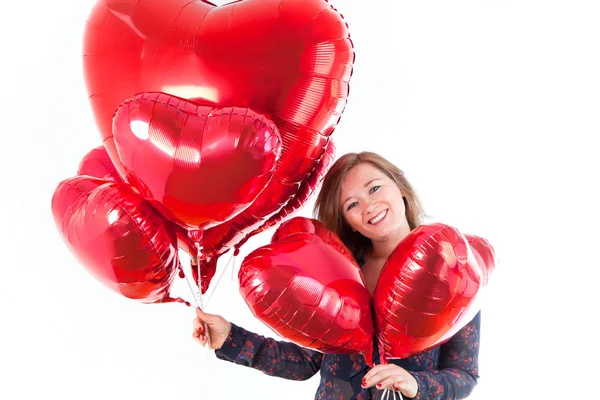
[
  {"x1": 233, "y1": 138, "x2": 336, "y2": 251},
  {"x1": 51, "y1": 176, "x2": 180, "y2": 303},
  {"x1": 110, "y1": 92, "x2": 281, "y2": 230},
  {"x1": 239, "y1": 217, "x2": 374, "y2": 364},
  {"x1": 373, "y1": 224, "x2": 494, "y2": 360},
  {"x1": 83, "y1": 0, "x2": 354, "y2": 271}
]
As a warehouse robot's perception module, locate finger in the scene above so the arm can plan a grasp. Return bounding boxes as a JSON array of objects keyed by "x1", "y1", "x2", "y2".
[
  {"x1": 193, "y1": 324, "x2": 205, "y2": 335},
  {"x1": 193, "y1": 318, "x2": 203, "y2": 330},
  {"x1": 197, "y1": 308, "x2": 217, "y2": 326},
  {"x1": 393, "y1": 381, "x2": 408, "y2": 392},
  {"x1": 364, "y1": 363, "x2": 398, "y2": 379},
  {"x1": 363, "y1": 365, "x2": 399, "y2": 386},
  {"x1": 193, "y1": 324, "x2": 203, "y2": 335},
  {"x1": 193, "y1": 331, "x2": 207, "y2": 344},
  {"x1": 364, "y1": 372, "x2": 392, "y2": 389},
  {"x1": 196, "y1": 307, "x2": 209, "y2": 319},
  {"x1": 378, "y1": 376, "x2": 405, "y2": 391}
]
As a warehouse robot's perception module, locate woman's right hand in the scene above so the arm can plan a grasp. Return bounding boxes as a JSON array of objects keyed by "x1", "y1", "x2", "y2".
[{"x1": 192, "y1": 308, "x2": 232, "y2": 350}]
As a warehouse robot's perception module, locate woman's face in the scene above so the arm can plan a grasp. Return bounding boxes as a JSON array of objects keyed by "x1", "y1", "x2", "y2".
[{"x1": 339, "y1": 163, "x2": 407, "y2": 242}]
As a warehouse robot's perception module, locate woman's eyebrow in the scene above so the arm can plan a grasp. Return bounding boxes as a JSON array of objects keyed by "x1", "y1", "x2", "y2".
[{"x1": 363, "y1": 178, "x2": 380, "y2": 188}]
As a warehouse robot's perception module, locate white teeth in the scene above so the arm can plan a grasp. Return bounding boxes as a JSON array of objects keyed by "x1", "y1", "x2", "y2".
[{"x1": 369, "y1": 210, "x2": 387, "y2": 224}]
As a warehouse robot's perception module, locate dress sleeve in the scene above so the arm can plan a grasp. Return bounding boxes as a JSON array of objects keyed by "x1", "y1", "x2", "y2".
[
  {"x1": 214, "y1": 323, "x2": 323, "y2": 381},
  {"x1": 409, "y1": 311, "x2": 481, "y2": 399}
]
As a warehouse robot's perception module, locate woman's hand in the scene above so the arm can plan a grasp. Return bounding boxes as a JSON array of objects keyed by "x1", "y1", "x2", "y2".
[
  {"x1": 192, "y1": 308, "x2": 232, "y2": 350},
  {"x1": 362, "y1": 364, "x2": 419, "y2": 398}
]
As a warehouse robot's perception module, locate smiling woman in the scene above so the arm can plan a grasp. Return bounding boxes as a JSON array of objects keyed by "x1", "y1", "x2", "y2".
[
  {"x1": 193, "y1": 151, "x2": 482, "y2": 400},
  {"x1": 315, "y1": 152, "x2": 425, "y2": 276}
]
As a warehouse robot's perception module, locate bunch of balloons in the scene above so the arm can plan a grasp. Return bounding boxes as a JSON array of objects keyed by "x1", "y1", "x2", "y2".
[
  {"x1": 52, "y1": 0, "x2": 497, "y2": 362},
  {"x1": 52, "y1": 0, "x2": 354, "y2": 301}
]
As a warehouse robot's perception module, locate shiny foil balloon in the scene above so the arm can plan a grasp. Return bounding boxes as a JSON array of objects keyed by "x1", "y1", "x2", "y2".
[
  {"x1": 77, "y1": 145, "x2": 122, "y2": 182},
  {"x1": 373, "y1": 224, "x2": 493, "y2": 361},
  {"x1": 51, "y1": 176, "x2": 180, "y2": 303},
  {"x1": 110, "y1": 92, "x2": 282, "y2": 230},
  {"x1": 431, "y1": 233, "x2": 496, "y2": 345},
  {"x1": 77, "y1": 145, "x2": 202, "y2": 269},
  {"x1": 193, "y1": 141, "x2": 335, "y2": 293},
  {"x1": 83, "y1": 0, "x2": 354, "y2": 277},
  {"x1": 466, "y1": 233, "x2": 496, "y2": 285},
  {"x1": 239, "y1": 217, "x2": 374, "y2": 364},
  {"x1": 239, "y1": 138, "x2": 337, "y2": 248}
]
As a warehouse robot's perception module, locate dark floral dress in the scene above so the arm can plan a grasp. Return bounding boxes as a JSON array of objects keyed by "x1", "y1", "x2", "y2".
[{"x1": 215, "y1": 312, "x2": 480, "y2": 399}]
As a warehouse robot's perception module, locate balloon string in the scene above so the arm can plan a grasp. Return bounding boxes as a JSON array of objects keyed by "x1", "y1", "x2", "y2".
[
  {"x1": 205, "y1": 250, "x2": 236, "y2": 307},
  {"x1": 381, "y1": 388, "x2": 403, "y2": 400},
  {"x1": 193, "y1": 243, "x2": 212, "y2": 349},
  {"x1": 231, "y1": 250, "x2": 236, "y2": 282},
  {"x1": 193, "y1": 244, "x2": 205, "y2": 308},
  {"x1": 178, "y1": 245, "x2": 204, "y2": 310},
  {"x1": 178, "y1": 242, "x2": 212, "y2": 349},
  {"x1": 180, "y1": 257, "x2": 209, "y2": 344}
]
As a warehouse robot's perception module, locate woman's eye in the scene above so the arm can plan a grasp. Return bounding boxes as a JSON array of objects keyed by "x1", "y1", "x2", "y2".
[
  {"x1": 347, "y1": 201, "x2": 358, "y2": 211},
  {"x1": 369, "y1": 185, "x2": 381, "y2": 194}
]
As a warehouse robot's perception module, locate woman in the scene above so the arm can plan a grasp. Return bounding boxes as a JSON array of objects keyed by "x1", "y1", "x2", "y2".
[{"x1": 192, "y1": 152, "x2": 481, "y2": 400}]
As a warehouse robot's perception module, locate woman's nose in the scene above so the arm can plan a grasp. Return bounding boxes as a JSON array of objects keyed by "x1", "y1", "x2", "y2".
[{"x1": 365, "y1": 201, "x2": 377, "y2": 214}]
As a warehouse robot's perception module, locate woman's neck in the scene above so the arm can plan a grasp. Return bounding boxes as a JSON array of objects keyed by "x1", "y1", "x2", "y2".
[{"x1": 368, "y1": 221, "x2": 412, "y2": 261}]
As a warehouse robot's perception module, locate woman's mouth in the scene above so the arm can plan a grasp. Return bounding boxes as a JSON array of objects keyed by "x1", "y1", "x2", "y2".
[{"x1": 368, "y1": 209, "x2": 388, "y2": 225}]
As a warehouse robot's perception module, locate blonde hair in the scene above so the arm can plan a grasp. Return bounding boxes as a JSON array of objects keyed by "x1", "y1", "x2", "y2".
[{"x1": 313, "y1": 152, "x2": 425, "y2": 262}]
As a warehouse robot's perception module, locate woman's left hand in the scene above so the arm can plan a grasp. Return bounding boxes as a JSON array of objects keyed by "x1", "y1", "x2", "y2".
[{"x1": 362, "y1": 364, "x2": 419, "y2": 398}]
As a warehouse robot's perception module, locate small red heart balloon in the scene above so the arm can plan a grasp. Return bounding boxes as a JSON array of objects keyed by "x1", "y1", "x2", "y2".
[
  {"x1": 83, "y1": 0, "x2": 354, "y2": 266},
  {"x1": 374, "y1": 224, "x2": 494, "y2": 360},
  {"x1": 111, "y1": 92, "x2": 282, "y2": 230},
  {"x1": 51, "y1": 176, "x2": 180, "y2": 303},
  {"x1": 193, "y1": 141, "x2": 335, "y2": 293},
  {"x1": 239, "y1": 217, "x2": 374, "y2": 364}
]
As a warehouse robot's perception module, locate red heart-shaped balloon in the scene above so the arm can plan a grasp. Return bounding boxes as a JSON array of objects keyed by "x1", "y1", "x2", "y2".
[
  {"x1": 83, "y1": 0, "x2": 353, "y2": 263},
  {"x1": 253, "y1": 139, "x2": 337, "y2": 238},
  {"x1": 239, "y1": 217, "x2": 374, "y2": 364},
  {"x1": 374, "y1": 224, "x2": 494, "y2": 360},
  {"x1": 51, "y1": 176, "x2": 180, "y2": 303},
  {"x1": 110, "y1": 92, "x2": 281, "y2": 230},
  {"x1": 466, "y1": 233, "x2": 496, "y2": 286},
  {"x1": 78, "y1": 145, "x2": 122, "y2": 182}
]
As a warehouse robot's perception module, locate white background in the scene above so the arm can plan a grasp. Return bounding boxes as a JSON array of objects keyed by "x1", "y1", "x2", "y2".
[{"x1": 2, "y1": 0, "x2": 599, "y2": 399}]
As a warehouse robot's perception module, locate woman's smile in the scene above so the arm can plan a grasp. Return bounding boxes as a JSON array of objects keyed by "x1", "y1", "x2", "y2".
[{"x1": 367, "y1": 209, "x2": 388, "y2": 225}]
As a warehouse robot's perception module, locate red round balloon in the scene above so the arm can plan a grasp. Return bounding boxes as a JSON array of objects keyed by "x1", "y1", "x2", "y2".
[
  {"x1": 373, "y1": 224, "x2": 495, "y2": 361},
  {"x1": 52, "y1": 176, "x2": 180, "y2": 303},
  {"x1": 83, "y1": 0, "x2": 354, "y2": 280},
  {"x1": 239, "y1": 217, "x2": 374, "y2": 364},
  {"x1": 110, "y1": 92, "x2": 282, "y2": 230}
]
